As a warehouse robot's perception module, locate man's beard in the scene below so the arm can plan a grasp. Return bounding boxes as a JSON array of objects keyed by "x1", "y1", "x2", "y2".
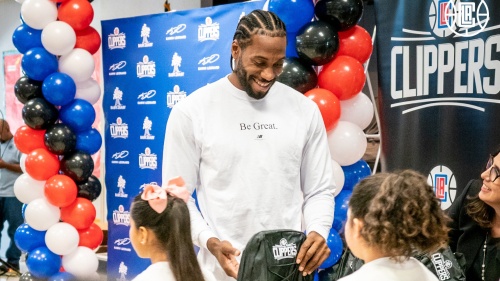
[{"x1": 234, "y1": 59, "x2": 272, "y2": 100}]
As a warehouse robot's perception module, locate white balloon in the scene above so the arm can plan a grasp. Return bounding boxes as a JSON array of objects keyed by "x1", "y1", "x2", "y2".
[
  {"x1": 13, "y1": 173, "x2": 45, "y2": 204},
  {"x1": 42, "y1": 21, "x2": 76, "y2": 56},
  {"x1": 331, "y1": 159, "x2": 345, "y2": 197},
  {"x1": 63, "y1": 247, "x2": 99, "y2": 278},
  {"x1": 45, "y1": 222, "x2": 79, "y2": 255},
  {"x1": 25, "y1": 197, "x2": 60, "y2": 231},
  {"x1": 20, "y1": 153, "x2": 27, "y2": 173},
  {"x1": 339, "y1": 92, "x2": 374, "y2": 130},
  {"x1": 75, "y1": 78, "x2": 101, "y2": 105},
  {"x1": 327, "y1": 121, "x2": 367, "y2": 166},
  {"x1": 20, "y1": 0, "x2": 57, "y2": 30},
  {"x1": 59, "y1": 48, "x2": 95, "y2": 82}
]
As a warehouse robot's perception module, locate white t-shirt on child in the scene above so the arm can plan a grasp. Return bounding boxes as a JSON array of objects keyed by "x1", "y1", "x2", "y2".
[{"x1": 132, "y1": 262, "x2": 216, "y2": 281}]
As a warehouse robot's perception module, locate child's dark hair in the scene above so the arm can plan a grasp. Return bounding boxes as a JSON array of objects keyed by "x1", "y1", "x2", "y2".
[
  {"x1": 349, "y1": 170, "x2": 450, "y2": 258},
  {"x1": 131, "y1": 193, "x2": 205, "y2": 281}
]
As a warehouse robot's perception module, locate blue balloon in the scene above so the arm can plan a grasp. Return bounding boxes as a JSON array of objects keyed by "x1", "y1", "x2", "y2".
[
  {"x1": 341, "y1": 159, "x2": 372, "y2": 191},
  {"x1": 14, "y1": 223, "x2": 46, "y2": 253},
  {"x1": 26, "y1": 246, "x2": 61, "y2": 278},
  {"x1": 76, "y1": 128, "x2": 102, "y2": 155},
  {"x1": 332, "y1": 190, "x2": 352, "y2": 232},
  {"x1": 21, "y1": 47, "x2": 58, "y2": 81},
  {"x1": 12, "y1": 24, "x2": 43, "y2": 54},
  {"x1": 268, "y1": 0, "x2": 315, "y2": 33},
  {"x1": 59, "y1": 99, "x2": 96, "y2": 133},
  {"x1": 48, "y1": 271, "x2": 76, "y2": 281},
  {"x1": 319, "y1": 228, "x2": 343, "y2": 269},
  {"x1": 42, "y1": 72, "x2": 76, "y2": 106},
  {"x1": 286, "y1": 31, "x2": 298, "y2": 58},
  {"x1": 314, "y1": 271, "x2": 319, "y2": 281}
]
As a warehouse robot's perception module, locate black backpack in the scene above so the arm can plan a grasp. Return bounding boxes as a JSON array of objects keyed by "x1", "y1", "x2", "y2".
[{"x1": 237, "y1": 229, "x2": 314, "y2": 281}]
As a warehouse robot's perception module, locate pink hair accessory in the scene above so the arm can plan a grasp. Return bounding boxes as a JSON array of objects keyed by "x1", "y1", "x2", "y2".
[{"x1": 141, "y1": 176, "x2": 190, "y2": 213}]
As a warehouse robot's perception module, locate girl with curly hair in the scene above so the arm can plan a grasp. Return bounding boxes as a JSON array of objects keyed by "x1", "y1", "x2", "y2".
[{"x1": 339, "y1": 170, "x2": 450, "y2": 281}]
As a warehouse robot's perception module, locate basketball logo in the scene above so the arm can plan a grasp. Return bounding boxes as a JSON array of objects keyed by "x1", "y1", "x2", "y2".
[
  {"x1": 427, "y1": 165, "x2": 457, "y2": 210},
  {"x1": 429, "y1": 0, "x2": 455, "y2": 37}
]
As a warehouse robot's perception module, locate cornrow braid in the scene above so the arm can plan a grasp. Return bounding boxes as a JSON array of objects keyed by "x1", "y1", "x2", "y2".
[{"x1": 233, "y1": 9, "x2": 287, "y2": 50}]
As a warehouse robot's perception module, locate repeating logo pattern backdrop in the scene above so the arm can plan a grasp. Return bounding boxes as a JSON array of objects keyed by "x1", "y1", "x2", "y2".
[
  {"x1": 374, "y1": 0, "x2": 500, "y2": 208},
  {"x1": 101, "y1": 1, "x2": 265, "y2": 280}
]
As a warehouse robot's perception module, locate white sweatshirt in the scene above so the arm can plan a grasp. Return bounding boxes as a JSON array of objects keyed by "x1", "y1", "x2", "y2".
[{"x1": 163, "y1": 76, "x2": 335, "y2": 280}]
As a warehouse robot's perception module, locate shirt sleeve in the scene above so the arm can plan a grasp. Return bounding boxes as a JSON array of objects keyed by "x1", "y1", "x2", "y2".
[
  {"x1": 301, "y1": 108, "x2": 335, "y2": 240},
  {"x1": 162, "y1": 105, "x2": 218, "y2": 249}
]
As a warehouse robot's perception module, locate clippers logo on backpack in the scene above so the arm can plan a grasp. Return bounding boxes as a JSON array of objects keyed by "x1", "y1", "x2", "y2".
[
  {"x1": 431, "y1": 253, "x2": 453, "y2": 280},
  {"x1": 272, "y1": 238, "x2": 297, "y2": 261}
]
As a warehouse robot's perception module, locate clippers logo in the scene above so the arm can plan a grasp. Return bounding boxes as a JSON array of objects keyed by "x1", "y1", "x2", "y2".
[
  {"x1": 139, "y1": 147, "x2": 157, "y2": 170},
  {"x1": 113, "y1": 205, "x2": 130, "y2": 226},
  {"x1": 110, "y1": 117, "x2": 129, "y2": 139},
  {"x1": 111, "y1": 150, "x2": 130, "y2": 164},
  {"x1": 167, "y1": 85, "x2": 187, "y2": 108},
  {"x1": 109, "y1": 61, "x2": 127, "y2": 76},
  {"x1": 198, "y1": 17, "x2": 220, "y2": 42},
  {"x1": 198, "y1": 54, "x2": 221, "y2": 71},
  {"x1": 117, "y1": 261, "x2": 128, "y2": 281},
  {"x1": 388, "y1": 0, "x2": 499, "y2": 115},
  {"x1": 137, "y1": 90, "x2": 157, "y2": 105},
  {"x1": 137, "y1": 55, "x2": 156, "y2": 78},
  {"x1": 272, "y1": 238, "x2": 297, "y2": 261},
  {"x1": 168, "y1": 52, "x2": 184, "y2": 77},
  {"x1": 108, "y1": 27, "x2": 126, "y2": 50},
  {"x1": 113, "y1": 238, "x2": 131, "y2": 252},
  {"x1": 427, "y1": 165, "x2": 457, "y2": 210},
  {"x1": 111, "y1": 87, "x2": 126, "y2": 110},
  {"x1": 140, "y1": 116, "x2": 155, "y2": 140},
  {"x1": 138, "y1": 23, "x2": 153, "y2": 48},
  {"x1": 431, "y1": 253, "x2": 453, "y2": 280},
  {"x1": 166, "y1": 24, "x2": 187, "y2": 40},
  {"x1": 115, "y1": 175, "x2": 128, "y2": 198}
]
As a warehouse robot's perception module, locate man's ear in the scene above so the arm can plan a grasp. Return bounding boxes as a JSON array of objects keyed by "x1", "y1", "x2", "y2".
[{"x1": 231, "y1": 40, "x2": 239, "y2": 59}]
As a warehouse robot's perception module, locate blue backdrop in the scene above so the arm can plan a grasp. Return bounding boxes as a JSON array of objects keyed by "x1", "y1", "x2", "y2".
[{"x1": 101, "y1": 1, "x2": 265, "y2": 280}]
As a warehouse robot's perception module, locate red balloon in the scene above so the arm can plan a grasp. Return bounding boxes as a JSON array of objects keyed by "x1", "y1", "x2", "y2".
[
  {"x1": 75, "y1": 26, "x2": 101, "y2": 55},
  {"x1": 60, "y1": 197, "x2": 96, "y2": 230},
  {"x1": 305, "y1": 88, "x2": 341, "y2": 132},
  {"x1": 337, "y1": 25, "x2": 373, "y2": 64},
  {"x1": 45, "y1": 174, "x2": 78, "y2": 207},
  {"x1": 58, "y1": 0, "x2": 94, "y2": 31},
  {"x1": 318, "y1": 56, "x2": 365, "y2": 100},
  {"x1": 14, "y1": 125, "x2": 46, "y2": 154},
  {"x1": 25, "y1": 148, "x2": 60, "y2": 181},
  {"x1": 78, "y1": 223, "x2": 103, "y2": 250}
]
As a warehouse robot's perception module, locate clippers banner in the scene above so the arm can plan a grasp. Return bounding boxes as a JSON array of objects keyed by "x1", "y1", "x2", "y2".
[
  {"x1": 374, "y1": 0, "x2": 500, "y2": 209},
  {"x1": 101, "y1": 1, "x2": 265, "y2": 280}
]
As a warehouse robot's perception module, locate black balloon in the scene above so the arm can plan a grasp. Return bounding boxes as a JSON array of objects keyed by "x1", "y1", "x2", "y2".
[
  {"x1": 296, "y1": 20, "x2": 339, "y2": 66},
  {"x1": 277, "y1": 57, "x2": 318, "y2": 94},
  {"x1": 14, "y1": 76, "x2": 43, "y2": 104},
  {"x1": 77, "y1": 175, "x2": 102, "y2": 201},
  {"x1": 318, "y1": 265, "x2": 335, "y2": 280},
  {"x1": 22, "y1": 97, "x2": 59, "y2": 130},
  {"x1": 19, "y1": 272, "x2": 46, "y2": 281},
  {"x1": 61, "y1": 151, "x2": 94, "y2": 183},
  {"x1": 314, "y1": 0, "x2": 364, "y2": 31},
  {"x1": 44, "y1": 123, "x2": 77, "y2": 155}
]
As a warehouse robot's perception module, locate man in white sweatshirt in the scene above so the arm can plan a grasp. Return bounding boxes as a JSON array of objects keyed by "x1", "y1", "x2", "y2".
[{"x1": 162, "y1": 9, "x2": 335, "y2": 281}]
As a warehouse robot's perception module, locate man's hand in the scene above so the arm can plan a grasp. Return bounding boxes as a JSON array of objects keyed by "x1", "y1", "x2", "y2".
[
  {"x1": 296, "y1": 231, "x2": 330, "y2": 276},
  {"x1": 0, "y1": 158, "x2": 7, "y2": 169},
  {"x1": 207, "y1": 238, "x2": 241, "y2": 278}
]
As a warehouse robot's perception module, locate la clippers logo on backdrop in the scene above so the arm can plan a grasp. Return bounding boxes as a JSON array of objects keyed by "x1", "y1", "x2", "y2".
[
  {"x1": 137, "y1": 90, "x2": 157, "y2": 105},
  {"x1": 140, "y1": 116, "x2": 155, "y2": 140},
  {"x1": 167, "y1": 85, "x2": 186, "y2": 108},
  {"x1": 166, "y1": 23, "x2": 187, "y2": 40},
  {"x1": 431, "y1": 252, "x2": 453, "y2": 280},
  {"x1": 272, "y1": 238, "x2": 297, "y2": 261},
  {"x1": 139, "y1": 147, "x2": 157, "y2": 170},
  {"x1": 113, "y1": 205, "x2": 130, "y2": 226},
  {"x1": 427, "y1": 165, "x2": 457, "y2": 210},
  {"x1": 111, "y1": 150, "x2": 130, "y2": 164},
  {"x1": 115, "y1": 175, "x2": 128, "y2": 198},
  {"x1": 137, "y1": 55, "x2": 156, "y2": 78},
  {"x1": 198, "y1": 17, "x2": 219, "y2": 42},
  {"x1": 113, "y1": 238, "x2": 131, "y2": 252},
  {"x1": 110, "y1": 117, "x2": 129, "y2": 139},
  {"x1": 108, "y1": 27, "x2": 126, "y2": 49},
  {"x1": 117, "y1": 261, "x2": 128, "y2": 281},
  {"x1": 388, "y1": 0, "x2": 499, "y2": 115}
]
